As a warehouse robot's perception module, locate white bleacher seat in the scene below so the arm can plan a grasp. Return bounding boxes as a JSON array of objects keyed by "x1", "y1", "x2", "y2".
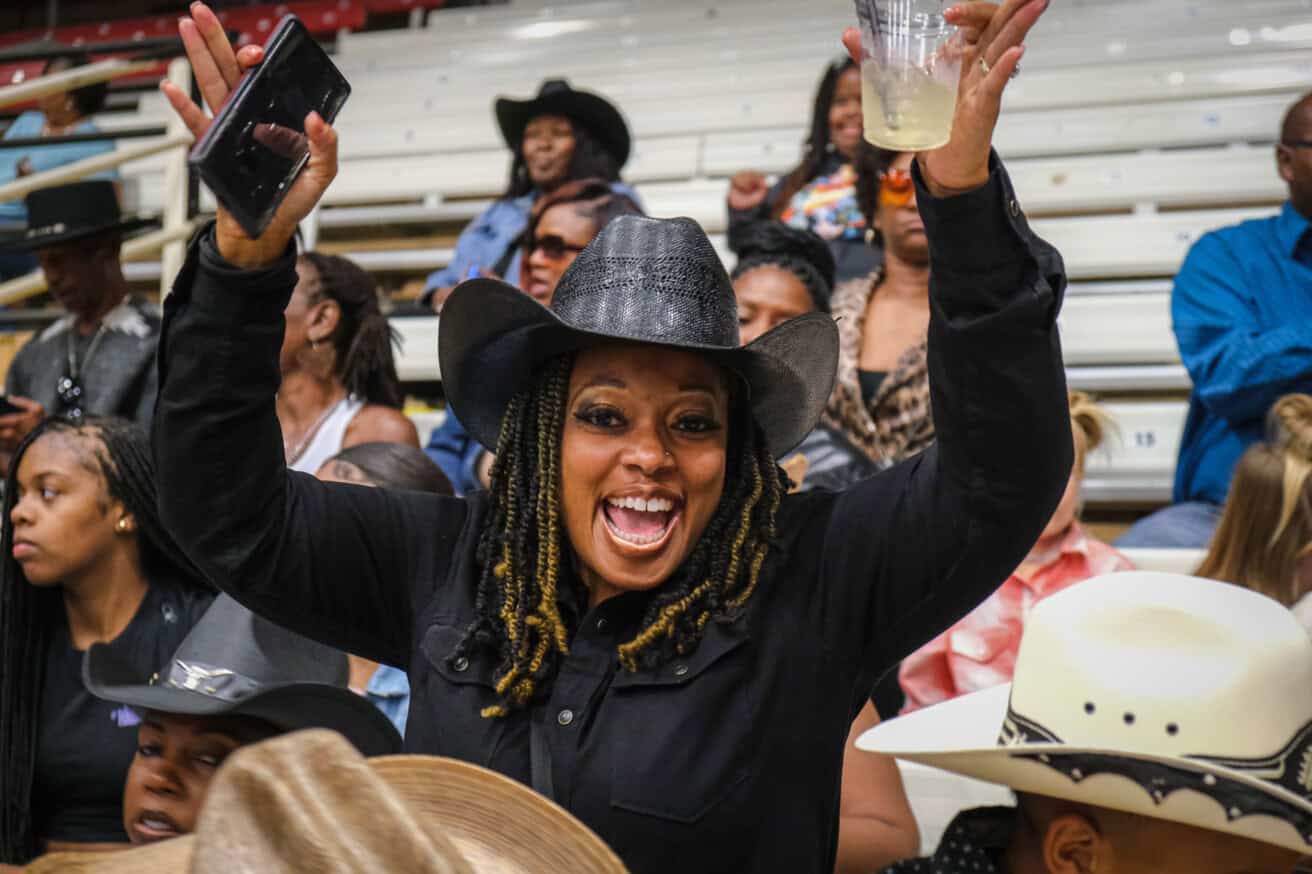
[
  {"x1": 408, "y1": 409, "x2": 446, "y2": 448},
  {"x1": 1083, "y1": 401, "x2": 1187, "y2": 504},
  {"x1": 390, "y1": 315, "x2": 441, "y2": 382},
  {"x1": 1118, "y1": 548, "x2": 1207, "y2": 574},
  {"x1": 1059, "y1": 293, "x2": 1176, "y2": 366}
]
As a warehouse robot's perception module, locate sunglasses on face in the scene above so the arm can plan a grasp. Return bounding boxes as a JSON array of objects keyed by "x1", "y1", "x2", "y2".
[
  {"x1": 531, "y1": 234, "x2": 587, "y2": 261},
  {"x1": 878, "y1": 168, "x2": 915, "y2": 208}
]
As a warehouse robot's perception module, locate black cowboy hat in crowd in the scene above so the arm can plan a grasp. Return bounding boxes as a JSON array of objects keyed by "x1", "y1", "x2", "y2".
[
  {"x1": 495, "y1": 78, "x2": 632, "y2": 169},
  {"x1": 440, "y1": 215, "x2": 840, "y2": 458},
  {"x1": 3, "y1": 179, "x2": 158, "y2": 251},
  {"x1": 83, "y1": 595, "x2": 401, "y2": 758}
]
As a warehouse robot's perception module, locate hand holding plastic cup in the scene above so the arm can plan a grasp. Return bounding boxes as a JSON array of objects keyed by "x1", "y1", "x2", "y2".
[{"x1": 854, "y1": 0, "x2": 963, "y2": 151}]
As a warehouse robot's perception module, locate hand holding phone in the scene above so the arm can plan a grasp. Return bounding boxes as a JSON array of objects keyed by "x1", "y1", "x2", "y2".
[{"x1": 162, "y1": 3, "x2": 343, "y2": 269}]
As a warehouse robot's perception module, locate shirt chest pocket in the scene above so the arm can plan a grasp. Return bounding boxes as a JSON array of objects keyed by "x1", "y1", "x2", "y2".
[
  {"x1": 417, "y1": 623, "x2": 511, "y2": 766},
  {"x1": 606, "y1": 622, "x2": 756, "y2": 824}
]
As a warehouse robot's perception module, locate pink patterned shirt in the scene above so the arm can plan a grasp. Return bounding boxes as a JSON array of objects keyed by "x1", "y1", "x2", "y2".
[{"x1": 898, "y1": 523, "x2": 1134, "y2": 713}]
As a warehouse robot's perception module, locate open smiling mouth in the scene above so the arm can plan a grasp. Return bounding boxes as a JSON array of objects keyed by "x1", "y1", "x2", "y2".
[
  {"x1": 601, "y1": 496, "x2": 681, "y2": 551},
  {"x1": 132, "y1": 809, "x2": 184, "y2": 843}
]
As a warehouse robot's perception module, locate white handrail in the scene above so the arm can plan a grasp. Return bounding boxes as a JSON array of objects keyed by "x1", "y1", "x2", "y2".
[
  {"x1": 0, "y1": 131, "x2": 193, "y2": 204},
  {"x1": 0, "y1": 58, "x2": 158, "y2": 110}
]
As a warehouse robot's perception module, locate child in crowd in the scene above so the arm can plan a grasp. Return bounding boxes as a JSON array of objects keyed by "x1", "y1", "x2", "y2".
[
  {"x1": 899, "y1": 392, "x2": 1134, "y2": 711},
  {"x1": 86, "y1": 595, "x2": 400, "y2": 845},
  {"x1": 316, "y1": 441, "x2": 454, "y2": 734},
  {"x1": 863, "y1": 573, "x2": 1312, "y2": 874},
  {"x1": 1198, "y1": 393, "x2": 1312, "y2": 630}
]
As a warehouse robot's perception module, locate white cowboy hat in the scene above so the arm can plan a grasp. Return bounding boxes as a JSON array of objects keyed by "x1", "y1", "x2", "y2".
[{"x1": 858, "y1": 571, "x2": 1312, "y2": 854}]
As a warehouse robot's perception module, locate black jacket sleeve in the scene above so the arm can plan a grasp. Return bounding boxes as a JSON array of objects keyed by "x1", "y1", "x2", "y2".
[
  {"x1": 816, "y1": 153, "x2": 1072, "y2": 678},
  {"x1": 152, "y1": 228, "x2": 467, "y2": 668}
]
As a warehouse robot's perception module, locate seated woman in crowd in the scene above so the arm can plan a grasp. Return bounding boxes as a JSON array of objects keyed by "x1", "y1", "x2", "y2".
[
  {"x1": 316, "y1": 441, "x2": 454, "y2": 733},
  {"x1": 0, "y1": 419, "x2": 214, "y2": 863},
  {"x1": 731, "y1": 220, "x2": 876, "y2": 492},
  {"x1": 425, "y1": 178, "x2": 642, "y2": 494},
  {"x1": 423, "y1": 80, "x2": 639, "y2": 311},
  {"x1": 280, "y1": 251, "x2": 418, "y2": 474},
  {"x1": 157, "y1": 3, "x2": 1061, "y2": 873},
  {"x1": 898, "y1": 391, "x2": 1134, "y2": 712},
  {"x1": 85, "y1": 595, "x2": 400, "y2": 845},
  {"x1": 727, "y1": 56, "x2": 877, "y2": 284},
  {"x1": 823, "y1": 145, "x2": 935, "y2": 471},
  {"x1": 1198, "y1": 393, "x2": 1312, "y2": 631},
  {"x1": 0, "y1": 52, "x2": 116, "y2": 280}
]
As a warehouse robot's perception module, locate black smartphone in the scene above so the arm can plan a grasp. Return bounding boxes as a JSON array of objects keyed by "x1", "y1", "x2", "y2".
[{"x1": 189, "y1": 15, "x2": 351, "y2": 239}]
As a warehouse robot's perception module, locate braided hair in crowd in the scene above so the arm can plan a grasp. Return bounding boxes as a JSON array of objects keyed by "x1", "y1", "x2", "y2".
[
  {"x1": 730, "y1": 221, "x2": 837, "y2": 313},
  {"x1": 0, "y1": 418, "x2": 210, "y2": 863},
  {"x1": 298, "y1": 252, "x2": 405, "y2": 410},
  {"x1": 449, "y1": 355, "x2": 787, "y2": 717}
]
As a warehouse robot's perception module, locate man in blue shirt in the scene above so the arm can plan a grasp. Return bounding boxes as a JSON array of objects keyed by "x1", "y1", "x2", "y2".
[{"x1": 1120, "y1": 92, "x2": 1312, "y2": 547}]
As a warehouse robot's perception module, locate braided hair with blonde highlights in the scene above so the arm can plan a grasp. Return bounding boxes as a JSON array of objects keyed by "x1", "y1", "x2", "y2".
[{"x1": 449, "y1": 353, "x2": 788, "y2": 716}]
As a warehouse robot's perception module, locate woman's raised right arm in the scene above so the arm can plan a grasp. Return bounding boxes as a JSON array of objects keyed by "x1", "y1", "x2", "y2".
[{"x1": 153, "y1": 4, "x2": 462, "y2": 667}]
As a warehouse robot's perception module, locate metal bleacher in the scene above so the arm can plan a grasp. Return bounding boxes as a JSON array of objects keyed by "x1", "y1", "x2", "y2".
[{"x1": 88, "y1": 0, "x2": 1305, "y2": 506}]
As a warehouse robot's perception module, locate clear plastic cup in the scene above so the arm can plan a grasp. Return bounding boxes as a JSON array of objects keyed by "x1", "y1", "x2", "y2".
[{"x1": 854, "y1": 0, "x2": 963, "y2": 151}]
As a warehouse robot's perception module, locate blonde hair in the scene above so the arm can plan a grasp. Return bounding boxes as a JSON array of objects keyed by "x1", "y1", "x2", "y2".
[
  {"x1": 1069, "y1": 391, "x2": 1115, "y2": 470},
  {"x1": 1197, "y1": 394, "x2": 1312, "y2": 606}
]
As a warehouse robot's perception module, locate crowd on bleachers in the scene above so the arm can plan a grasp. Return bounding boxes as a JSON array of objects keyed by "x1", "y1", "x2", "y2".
[{"x1": 0, "y1": 0, "x2": 1311, "y2": 872}]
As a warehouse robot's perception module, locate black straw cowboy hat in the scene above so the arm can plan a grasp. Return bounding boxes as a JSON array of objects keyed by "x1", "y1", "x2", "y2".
[
  {"x1": 84, "y1": 595, "x2": 401, "y2": 757},
  {"x1": 4, "y1": 179, "x2": 157, "y2": 251},
  {"x1": 495, "y1": 78, "x2": 632, "y2": 169},
  {"x1": 439, "y1": 215, "x2": 840, "y2": 458}
]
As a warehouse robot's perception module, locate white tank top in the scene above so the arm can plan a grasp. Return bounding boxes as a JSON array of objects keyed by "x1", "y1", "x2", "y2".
[{"x1": 289, "y1": 395, "x2": 366, "y2": 475}]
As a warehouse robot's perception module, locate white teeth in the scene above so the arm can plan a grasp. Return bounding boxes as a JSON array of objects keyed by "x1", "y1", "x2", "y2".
[{"x1": 605, "y1": 496, "x2": 675, "y2": 513}]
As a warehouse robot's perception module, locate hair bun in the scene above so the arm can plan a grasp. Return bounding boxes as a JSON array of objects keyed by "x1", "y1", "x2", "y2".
[
  {"x1": 1269, "y1": 393, "x2": 1312, "y2": 460},
  {"x1": 729, "y1": 221, "x2": 836, "y2": 292}
]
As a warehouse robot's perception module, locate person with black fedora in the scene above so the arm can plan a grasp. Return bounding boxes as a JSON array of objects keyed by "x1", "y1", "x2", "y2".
[
  {"x1": 0, "y1": 180, "x2": 161, "y2": 464},
  {"x1": 154, "y1": 3, "x2": 1061, "y2": 873},
  {"x1": 84, "y1": 594, "x2": 400, "y2": 846},
  {"x1": 421, "y1": 77, "x2": 640, "y2": 312}
]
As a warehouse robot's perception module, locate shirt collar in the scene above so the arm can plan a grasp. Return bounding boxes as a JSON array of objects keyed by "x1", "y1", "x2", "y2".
[
  {"x1": 925, "y1": 807, "x2": 1014, "y2": 874},
  {"x1": 1277, "y1": 201, "x2": 1311, "y2": 257},
  {"x1": 1013, "y1": 523, "x2": 1090, "y2": 585},
  {"x1": 365, "y1": 665, "x2": 409, "y2": 699}
]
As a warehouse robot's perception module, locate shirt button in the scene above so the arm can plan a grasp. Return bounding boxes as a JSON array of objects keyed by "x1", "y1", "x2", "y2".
[
  {"x1": 1009, "y1": 198, "x2": 1021, "y2": 217},
  {"x1": 596, "y1": 618, "x2": 608, "y2": 633},
  {"x1": 673, "y1": 664, "x2": 689, "y2": 677},
  {"x1": 557, "y1": 708, "x2": 575, "y2": 726},
  {"x1": 452, "y1": 656, "x2": 469, "y2": 673}
]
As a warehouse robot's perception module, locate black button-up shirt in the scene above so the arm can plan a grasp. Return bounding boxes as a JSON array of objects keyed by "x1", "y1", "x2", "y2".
[{"x1": 153, "y1": 156, "x2": 1070, "y2": 874}]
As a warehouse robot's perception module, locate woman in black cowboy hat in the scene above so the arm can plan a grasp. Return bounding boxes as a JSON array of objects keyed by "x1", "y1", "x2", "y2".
[
  {"x1": 421, "y1": 77, "x2": 641, "y2": 312},
  {"x1": 155, "y1": 2, "x2": 1062, "y2": 872}
]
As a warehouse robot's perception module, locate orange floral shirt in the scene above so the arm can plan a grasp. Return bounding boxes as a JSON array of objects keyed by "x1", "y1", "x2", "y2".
[{"x1": 898, "y1": 523, "x2": 1133, "y2": 713}]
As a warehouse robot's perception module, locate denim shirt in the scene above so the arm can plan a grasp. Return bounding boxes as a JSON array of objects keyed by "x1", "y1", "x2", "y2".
[
  {"x1": 1172, "y1": 202, "x2": 1312, "y2": 504},
  {"x1": 364, "y1": 664, "x2": 410, "y2": 737},
  {"x1": 0, "y1": 112, "x2": 117, "y2": 227},
  {"x1": 423, "y1": 181, "x2": 641, "y2": 292}
]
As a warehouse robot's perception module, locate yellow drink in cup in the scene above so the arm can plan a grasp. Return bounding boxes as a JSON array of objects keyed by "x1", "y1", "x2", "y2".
[{"x1": 855, "y1": 0, "x2": 962, "y2": 151}]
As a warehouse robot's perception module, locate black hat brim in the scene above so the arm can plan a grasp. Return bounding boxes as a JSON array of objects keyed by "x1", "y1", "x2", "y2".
[
  {"x1": 1, "y1": 215, "x2": 159, "y2": 252},
  {"x1": 495, "y1": 89, "x2": 631, "y2": 169},
  {"x1": 83, "y1": 646, "x2": 401, "y2": 758},
  {"x1": 439, "y1": 277, "x2": 839, "y2": 460}
]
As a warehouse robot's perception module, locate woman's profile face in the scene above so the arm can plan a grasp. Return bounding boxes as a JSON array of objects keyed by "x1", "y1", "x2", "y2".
[
  {"x1": 828, "y1": 66, "x2": 863, "y2": 161},
  {"x1": 10, "y1": 431, "x2": 124, "y2": 587},
  {"x1": 523, "y1": 113, "x2": 577, "y2": 193},
  {"x1": 733, "y1": 265, "x2": 816, "y2": 344},
  {"x1": 282, "y1": 258, "x2": 337, "y2": 375},
  {"x1": 560, "y1": 344, "x2": 730, "y2": 603}
]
